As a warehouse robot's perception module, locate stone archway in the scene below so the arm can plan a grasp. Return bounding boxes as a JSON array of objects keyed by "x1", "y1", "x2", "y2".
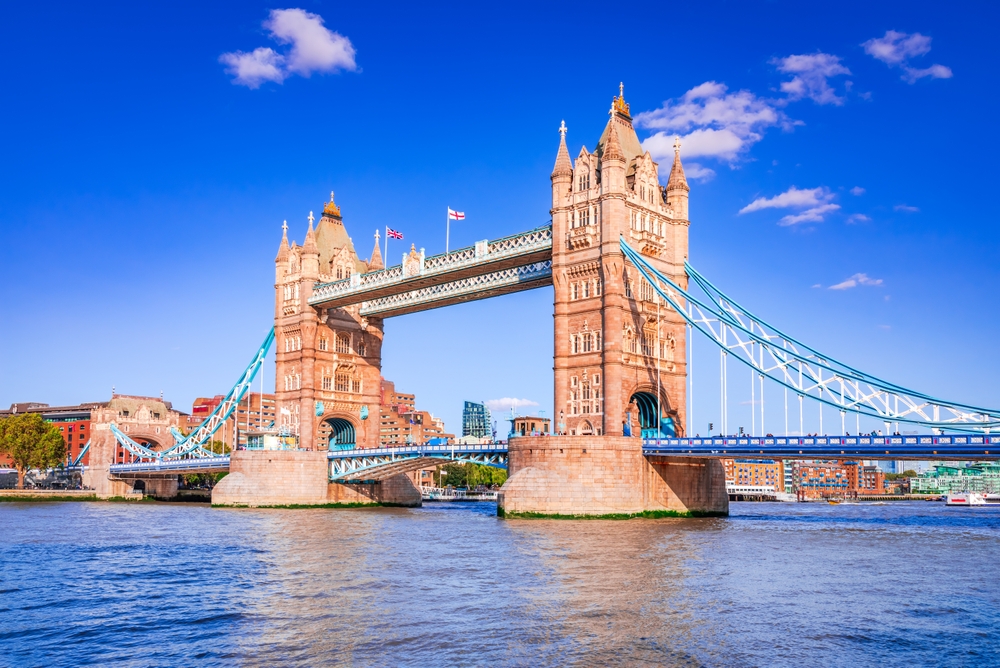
[
  {"x1": 628, "y1": 389, "x2": 678, "y2": 438},
  {"x1": 319, "y1": 415, "x2": 358, "y2": 450}
]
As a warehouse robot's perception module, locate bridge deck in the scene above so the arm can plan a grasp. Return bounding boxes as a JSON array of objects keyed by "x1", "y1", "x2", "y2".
[
  {"x1": 642, "y1": 435, "x2": 1000, "y2": 461},
  {"x1": 308, "y1": 227, "x2": 552, "y2": 316},
  {"x1": 109, "y1": 456, "x2": 232, "y2": 478}
]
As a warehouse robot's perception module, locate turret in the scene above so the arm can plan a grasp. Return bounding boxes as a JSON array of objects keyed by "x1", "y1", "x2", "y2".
[
  {"x1": 300, "y1": 211, "x2": 320, "y2": 278},
  {"x1": 600, "y1": 104, "x2": 626, "y2": 192},
  {"x1": 666, "y1": 136, "x2": 690, "y2": 221},
  {"x1": 551, "y1": 120, "x2": 572, "y2": 207},
  {"x1": 368, "y1": 230, "x2": 384, "y2": 271},
  {"x1": 275, "y1": 220, "x2": 290, "y2": 281}
]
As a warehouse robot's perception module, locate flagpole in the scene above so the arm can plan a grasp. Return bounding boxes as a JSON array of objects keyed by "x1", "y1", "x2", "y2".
[
  {"x1": 446, "y1": 208, "x2": 450, "y2": 254},
  {"x1": 384, "y1": 226, "x2": 389, "y2": 265}
]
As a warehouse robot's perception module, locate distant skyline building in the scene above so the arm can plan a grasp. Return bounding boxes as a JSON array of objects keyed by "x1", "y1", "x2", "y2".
[{"x1": 462, "y1": 401, "x2": 491, "y2": 439}]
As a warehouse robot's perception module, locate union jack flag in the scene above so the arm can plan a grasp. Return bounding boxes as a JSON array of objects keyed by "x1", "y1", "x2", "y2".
[{"x1": 386, "y1": 228, "x2": 403, "y2": 239}]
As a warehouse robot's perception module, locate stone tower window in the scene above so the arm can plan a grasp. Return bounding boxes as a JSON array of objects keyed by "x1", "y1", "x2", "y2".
[
  {"x1": 571, "y1": 283, "x2": 578, "y2": 300},
  {"x1": 582, "y1": 281, "x2": 590, "y2": 298},
  {"x1": 571, "y1": 376, "x2": 578, "y2": 387},
  {"x1": 322, "y1": 376, "x2": 332, "y2": 391},
  {"x1": 356, "y1": 338, "x2": 366, "y2": 357},
  {"x1": 335, "y1": 372, "x2": 351, "y2": 392},
  {"x1": 336, "y1": 335, "x2": 350, "y2": 354},
  {"x1": 319, "y1": 337, "x2": 328, "y2": 352},
  {"x1": 578, "y1": 170, "x2": 590, "y2": 191}
]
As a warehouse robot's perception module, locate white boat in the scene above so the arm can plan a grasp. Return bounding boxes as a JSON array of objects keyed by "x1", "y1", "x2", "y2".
[
  {"x1": 945, "y1": 492, "x2": 986, "y2": 506},
  {"x1": 984, "y1": 494, "x2": 1000, "y2": 504}
]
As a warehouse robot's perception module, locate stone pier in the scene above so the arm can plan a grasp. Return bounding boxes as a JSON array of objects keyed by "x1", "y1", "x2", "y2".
[
  {"x1": 497, "y1": 435, "x2": 728, "y2": 517},
  {"x1": 211, "y1": 450, "x2": 422, "y2": 508}
]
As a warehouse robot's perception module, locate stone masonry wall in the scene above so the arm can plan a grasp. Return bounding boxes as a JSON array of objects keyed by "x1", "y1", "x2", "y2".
[
  {"x1": 212, "y1": 449, "x2": 420, "y2": 507},
  {"x1": 499, "y1": 435, "x2": 646, "y2": 515},
  {"x1": 499, "y1": 435, "x2": 728, "y2": 517}
]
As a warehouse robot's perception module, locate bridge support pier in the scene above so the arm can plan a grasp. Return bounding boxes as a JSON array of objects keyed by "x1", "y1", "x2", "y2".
[
  {"x1": 498, "y1": 436, "x2": 728, "y2": 518},
  {"x1": 84, "y1": 464, "x2": 180, "y2": 499},
  {"x1": 211, "y1": 450, "x2": 421, "y2": 507}
]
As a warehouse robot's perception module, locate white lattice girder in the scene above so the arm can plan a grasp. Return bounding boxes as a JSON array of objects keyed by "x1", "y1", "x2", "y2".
[
  {"x1": 358, "y1": 261, "x2": 553, "y2": 318},
  {"x1": 309, "y1": 227, "x2": 553, "y2": 309}
]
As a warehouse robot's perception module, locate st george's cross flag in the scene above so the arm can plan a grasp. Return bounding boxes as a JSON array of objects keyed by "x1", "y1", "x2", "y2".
[
  {"x1": 448, "y1": 208, "x2": 465, "y2": 221},
  {"x1": 386, "y1": 228, "x2": 404, "y2": 239}
]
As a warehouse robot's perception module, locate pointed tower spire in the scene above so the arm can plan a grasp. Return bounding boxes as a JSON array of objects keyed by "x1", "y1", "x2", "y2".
[
  {"x1": 369, "y1": 229, "x2": 384, "y2": 270},
  {"x1": 602, "y1": 114, "x2": 624, "y2": 163},
  {"x1": 667, "y1": 135, "x2": 689, "y2": 192},
  {"x1": 303, "y1": 211, "x2": 318, "y2": 253},
  {"x1": 551, "y1": 120, "x2": 572, "y2": 178},
  {"x1": 275, "y1": 219, "x2": 290, "y2": 261},
  {"x1": 666, "y1": 136, "x2": 690, "y2": 220}
]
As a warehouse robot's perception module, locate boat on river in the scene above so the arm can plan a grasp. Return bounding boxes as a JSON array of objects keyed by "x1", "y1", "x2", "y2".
[{"x1": 945, "y1": 492, "x2": 986, "y2": 506}]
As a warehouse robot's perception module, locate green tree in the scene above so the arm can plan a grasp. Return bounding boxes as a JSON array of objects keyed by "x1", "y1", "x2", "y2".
[
  {"x1": 438, "y1": 462, "x2": 507, "y2": 488},
  {"x1": 0, "y1": 413, "x2": 67, "y2": 488}
]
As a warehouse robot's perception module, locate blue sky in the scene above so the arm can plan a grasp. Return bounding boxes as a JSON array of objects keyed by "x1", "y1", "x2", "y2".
[{"x1": 1, "y1": 1, "x2": 997, "y2": 436}]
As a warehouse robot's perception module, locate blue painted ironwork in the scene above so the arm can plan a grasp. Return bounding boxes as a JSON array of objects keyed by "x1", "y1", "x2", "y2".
[
  {"x1": 328, "y1": 443, "x2": 508, "y2": 481},
  {"x1": 107, "y1": 328, "x2": 275, "y2": 465},
  {"x1": 620, "y1": 237, "x2": 1000, "y2": 434},
  {"x1": 110, "y1": 456, "x2": 231, "y2": 476},
  {"x1": 71, "y1": 441, "x2": 90, "y2": 467},
  {"x1": 643, "y1": 434, "x2": 1000, "y2": 461}
]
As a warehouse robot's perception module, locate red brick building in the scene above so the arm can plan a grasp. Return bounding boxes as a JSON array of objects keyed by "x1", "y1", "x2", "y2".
[
  {"x1": 1, "y1": 401, "x2": 103, "y2": 466},
  {"x1": 186, "y1": 393, "x2": 276, "y2": 448},
  {"x1": 378, "y1": 378, "x2": 452, "y2": 446},
  {"x1": 723, "y1": 458, "x2": 785, "y2": 490}
]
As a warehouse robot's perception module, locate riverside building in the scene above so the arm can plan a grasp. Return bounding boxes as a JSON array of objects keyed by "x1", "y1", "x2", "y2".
[{"x1": 462, "y1": 401, "x2": 492, "y2": 440}]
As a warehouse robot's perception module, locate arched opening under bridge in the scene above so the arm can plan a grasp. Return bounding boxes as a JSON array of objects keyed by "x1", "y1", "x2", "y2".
[
  {"x1": 629, "y1": 391, "x2": 677, "y2": 439},
  {"x1": 322, "y1": 418, "x2": 356, "y2": 450}
]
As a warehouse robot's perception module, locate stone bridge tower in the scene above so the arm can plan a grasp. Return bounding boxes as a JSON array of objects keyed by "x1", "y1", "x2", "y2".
[
  {"x1": 551, "y1": 85, "x2": 690, "y2": 439},
  {"x1": 274, "y1": 193, "x2": 385, "y2": 450},
  {"x1": 84, "y1": 394, "x2": 184, "y2": 498}
]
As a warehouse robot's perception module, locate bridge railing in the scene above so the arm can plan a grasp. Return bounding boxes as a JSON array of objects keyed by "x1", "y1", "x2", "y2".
[{"x1": 309, "y1": 226, "x2": 553, "y2": 305}]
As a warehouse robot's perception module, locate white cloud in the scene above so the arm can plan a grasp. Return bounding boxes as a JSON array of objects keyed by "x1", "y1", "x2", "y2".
[
  {"x1": 739, "y1": 186, "x2": 840, "y2": 226},
  {"x1": 778, "y1": 203, "x2": 840, "y2": 226},
  {"x1": 219, "y1": 47, "x2": 286, "y2": 88},
  {"x1": 850, "y1": 186, "x2": 865, "y2": 196},
  {"x1": 862, "y1": 30, "x2": 952, "y2": 84},
  {"x1": 221, "y1": 9, "x2": 356, "y2": 88},
  {"x1": 266, "y1": 8, "x2": 356, "y2": 76},
  {"x1": 829, "y1": 273, "x2": 884, "y2": 290},
  {"x1": 846, "y1": 213, "x2": 871, "y2": 224},
  {"x1": 863, "y1": 30, "x2": 932, "y2": 65},
  {"x1": 683, "y1": 162, "x2": 716, "y2": 182},
  {"x1": 772, "y1": 53, "x2": 851, "y2": 105},
  {"x1": 811, "y1": 283, "x2": 823, "y2": 289},
  {"x1": 894, "y1": 204, "x2": 919, "y2": 212},
  {"x1": 903, "y1": 64, "x2": 953, "y2": 83},
  {"x1": 635, "y1": 82, "x2": 791, "y2": 163},
  {"x1": 740, "y1": 186, "x2": 832, "y2": 213},
  {"x1": 485, "y1": 398, "x2": 539, "y2": 412}
]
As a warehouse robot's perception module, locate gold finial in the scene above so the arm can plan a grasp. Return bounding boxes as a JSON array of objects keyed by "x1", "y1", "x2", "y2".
[
  {"x1": 558, "y1": 120, "x2": 567, "y2": 137},
  {"x1": 612, "y1": 82, "x2": 631, "y2": 118},
  {"x1": 307, "y1": 211, "x2": 315, "y2": 228},
  {"x1": 282, "y1": 219, "x2": 288, "y2": 233},
  {"x1": 323, "y1": 189, "x2": 341, "y2": 217},
  {"x1": 674, "y1": 135, "x2": 681, "y2": 153}
]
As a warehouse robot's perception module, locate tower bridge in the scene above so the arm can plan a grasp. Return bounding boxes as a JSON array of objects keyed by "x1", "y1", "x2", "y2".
[{"x1": 87, "y1": 85, "x2": 1000, "y2": 515}]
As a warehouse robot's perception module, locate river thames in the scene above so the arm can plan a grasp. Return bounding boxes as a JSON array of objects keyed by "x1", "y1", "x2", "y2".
[{"x1": 1, "y1": 501, "x2": 998, "y2": 667}]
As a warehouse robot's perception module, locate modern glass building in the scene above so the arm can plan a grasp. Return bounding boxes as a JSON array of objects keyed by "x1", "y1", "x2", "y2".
[{"x1": 462, "y1": 401, "x2": 492, "y2": 440}]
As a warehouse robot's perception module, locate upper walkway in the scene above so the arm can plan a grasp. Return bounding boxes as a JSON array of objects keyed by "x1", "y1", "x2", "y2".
[{"x1": 308, "y1": 226, "x2": 552, "y2": 316}]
